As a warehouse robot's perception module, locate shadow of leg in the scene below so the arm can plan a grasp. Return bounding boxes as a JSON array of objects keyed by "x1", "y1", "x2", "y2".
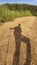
[
  {"x1": 12, "y1": 36, "x2": 21, "y2": 65},
  {"x1": 21, "y1": 35, "x2": 31, "y2": 65},
  {"x1": 24, "y1": 41, "x2": 31, "y2": 65}
]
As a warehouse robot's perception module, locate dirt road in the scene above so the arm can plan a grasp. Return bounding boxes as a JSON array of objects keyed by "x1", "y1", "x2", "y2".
[{"x1": 0, "y1": 16, "x2": 37, "y2": 65}]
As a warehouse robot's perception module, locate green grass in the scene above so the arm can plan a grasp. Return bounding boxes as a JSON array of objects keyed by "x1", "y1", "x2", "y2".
[
  {"x1": 24, "y1": 10, "x2": 32, "y2": 16},
  {"x1": 0, "y1": 4, "x2": 37, "y2": 23},
  {"x1": 0, "y1": 7, "x2": 32, "y2": 23}
]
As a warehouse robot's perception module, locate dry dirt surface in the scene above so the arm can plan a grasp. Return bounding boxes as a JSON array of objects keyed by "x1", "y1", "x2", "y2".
[{"x1": 0, "y1": 16, "x2": 37, "y2": 65}]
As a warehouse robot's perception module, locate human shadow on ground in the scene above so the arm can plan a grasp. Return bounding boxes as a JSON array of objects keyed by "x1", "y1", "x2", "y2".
[{"x1": 10, "y1": 24, "x2": 31, "y2": 65}]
